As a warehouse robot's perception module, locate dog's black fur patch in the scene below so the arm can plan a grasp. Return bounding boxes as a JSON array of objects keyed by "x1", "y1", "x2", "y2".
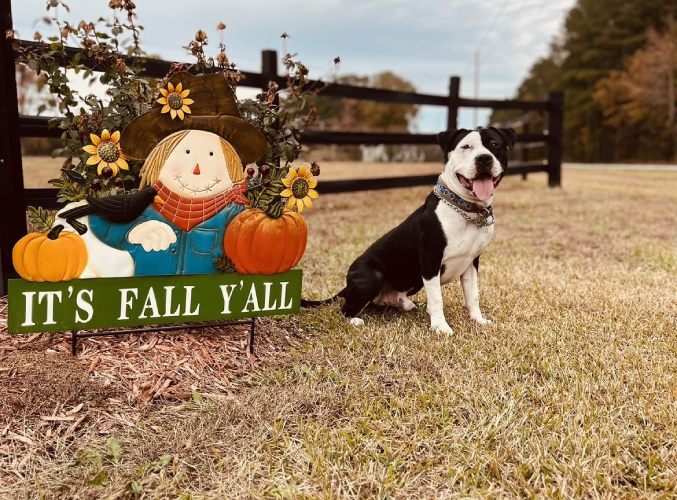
[{"x1": 340, "y1": 191, "x2": 445, "y2": 317}]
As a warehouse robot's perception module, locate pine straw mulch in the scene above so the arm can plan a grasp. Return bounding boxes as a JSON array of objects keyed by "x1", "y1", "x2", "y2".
[
  {"x1": 0, "y1": 295, "x2": 306, "y2": 427},
  {"x1": 0, "y1": 294, "x2": 307, "y2": 489}
]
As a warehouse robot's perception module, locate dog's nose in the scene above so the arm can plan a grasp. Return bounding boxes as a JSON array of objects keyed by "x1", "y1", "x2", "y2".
[{"x1": 475, "y1": 154, "x2": 493, "y2": 167}]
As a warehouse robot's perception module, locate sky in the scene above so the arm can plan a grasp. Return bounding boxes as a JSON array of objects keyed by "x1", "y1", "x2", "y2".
[{"x1": 10, "y1": 0, "x2": 576, "y2": 131}]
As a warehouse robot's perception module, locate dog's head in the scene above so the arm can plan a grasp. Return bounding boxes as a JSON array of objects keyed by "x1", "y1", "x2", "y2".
[{"x1": 436, "y1": 127, "x2": 516, "y2": 204}]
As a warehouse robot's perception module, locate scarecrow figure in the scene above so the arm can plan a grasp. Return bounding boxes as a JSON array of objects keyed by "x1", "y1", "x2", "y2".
[{"x1": 59, "y1": 72, "x2": 266, "y2": 276}]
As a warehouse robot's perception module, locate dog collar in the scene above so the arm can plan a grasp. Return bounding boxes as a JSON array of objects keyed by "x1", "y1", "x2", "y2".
[{"x1": 433, "y1": 177, "x2": 494, "y2": 227}]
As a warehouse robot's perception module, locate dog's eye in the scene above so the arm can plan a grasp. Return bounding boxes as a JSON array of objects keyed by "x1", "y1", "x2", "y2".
[
  {"x1": 490, "y1": 141, "x2": 500, "y2": 148},
  {"x1": 461, "y1": 144, "x2": 471, "y2": 150}
]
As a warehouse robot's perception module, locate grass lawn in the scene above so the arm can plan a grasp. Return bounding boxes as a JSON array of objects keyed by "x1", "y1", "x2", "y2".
[{"x1": 1, "y1": 168, "x2": 676, "y2": 497}]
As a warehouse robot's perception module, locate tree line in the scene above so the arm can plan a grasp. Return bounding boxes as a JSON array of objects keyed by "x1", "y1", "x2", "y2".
[{"x1": 491, "y1": 0, "x2": 676, "y2": 163}]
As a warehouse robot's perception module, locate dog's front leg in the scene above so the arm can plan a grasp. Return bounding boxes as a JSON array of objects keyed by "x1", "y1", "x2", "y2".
[
  {"x1": 419, "y1": 225, "x2": 452, "y2": 335},
  {"x1": 460, "y1": 258, "x2": 491, "y2": 325},
  {"x1": 422, "y1": 274, "x2": 453, "y2": 335}
]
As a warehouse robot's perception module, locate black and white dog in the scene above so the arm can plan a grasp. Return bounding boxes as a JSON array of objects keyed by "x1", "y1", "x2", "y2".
[{"x1": 305, "y1": 127, "x2": 515, "y2": 334}]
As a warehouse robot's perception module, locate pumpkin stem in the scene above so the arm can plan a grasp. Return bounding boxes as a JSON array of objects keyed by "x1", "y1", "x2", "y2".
[{"x1": 47, "y1": 224, "x2": 65, "y2": 240}]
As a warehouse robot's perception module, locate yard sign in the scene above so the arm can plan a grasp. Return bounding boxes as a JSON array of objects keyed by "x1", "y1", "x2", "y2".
[
  {"x1": 8, "y1": 272, "x2": 301, "y2": 334},
  {"x1": 8, "y1": 72, "x2": 317, "y2": 337}
]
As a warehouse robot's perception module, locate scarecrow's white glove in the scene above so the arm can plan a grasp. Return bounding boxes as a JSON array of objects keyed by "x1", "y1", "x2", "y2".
[{"x1": 128, "y1": 220, "x2": 177, "y2": 252}]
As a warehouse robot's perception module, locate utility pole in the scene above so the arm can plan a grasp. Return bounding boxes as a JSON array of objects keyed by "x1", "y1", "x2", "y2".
[{"x1": 473, "y1": 48, "x2": 480, "y2": 127}]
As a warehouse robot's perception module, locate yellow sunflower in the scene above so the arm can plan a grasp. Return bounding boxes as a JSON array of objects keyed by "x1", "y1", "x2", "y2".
[
  {"x1": 281, "y1": 166, "x2": 319, "y2": 213},
  {"x1": 157, "y1": 82, "x2": 194, "y2": 120},
  {"x1": 82, "y1": 129, "x2": 129, "y2": 176}
]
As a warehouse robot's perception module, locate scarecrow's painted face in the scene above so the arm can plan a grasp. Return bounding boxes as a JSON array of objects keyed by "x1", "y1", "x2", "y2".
[{"x1": 157, "y1": 130, "x2": 235, "y2": 198}]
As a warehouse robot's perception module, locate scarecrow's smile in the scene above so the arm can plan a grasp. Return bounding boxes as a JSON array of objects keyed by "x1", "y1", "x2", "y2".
[{"x1": 174, "y1": 175, "x2": 223, "y2": 195}]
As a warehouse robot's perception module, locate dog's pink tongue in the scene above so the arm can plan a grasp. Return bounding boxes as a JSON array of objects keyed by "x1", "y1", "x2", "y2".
[{"x1": 472, "y1": 176, "x2": 494, "y2": 201}]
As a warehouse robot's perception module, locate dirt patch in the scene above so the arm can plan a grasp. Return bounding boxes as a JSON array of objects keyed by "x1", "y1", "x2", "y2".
[{"x1": 0, "y1": 351, "x2": 116, "y2": 423}]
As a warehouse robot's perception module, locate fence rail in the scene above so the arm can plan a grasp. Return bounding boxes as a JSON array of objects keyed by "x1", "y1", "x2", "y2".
[{"x1": 0, "y1": 0, "x2": 562, "y2": 292}]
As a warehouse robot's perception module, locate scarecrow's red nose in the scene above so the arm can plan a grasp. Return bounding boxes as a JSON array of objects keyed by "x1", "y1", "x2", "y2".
[{"x1": 193, "y1": 163, "x2": 201, "y2": 175}]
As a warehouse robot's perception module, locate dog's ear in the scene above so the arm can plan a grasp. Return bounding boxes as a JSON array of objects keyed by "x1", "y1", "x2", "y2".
[
  {"x1": 491, "y1": 127, "x2": 517, "y2": 149},
  {"x1": 436, "y1": 129, "x2": 470, "y2": 153}
]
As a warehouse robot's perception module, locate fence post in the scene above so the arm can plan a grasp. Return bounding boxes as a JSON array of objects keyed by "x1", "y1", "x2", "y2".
[
  {"x1": 447, "y1": 76, "x2": 460, "y2": 131},
  {"x1": 547, "y1": 91, "x2": 563, "y2": 187},
  {"x1": 0, "y1": 0, "x2": 26, "y2": 295},
  {"x1": 261, "y1": 49, "x2": 278, "y2": 96},
  {"x1": 261, "y1": 49, "x2": 279, "y2": 165},
  {"x1": 522, "y1": 122, "x2": 529, "y2": 180}
]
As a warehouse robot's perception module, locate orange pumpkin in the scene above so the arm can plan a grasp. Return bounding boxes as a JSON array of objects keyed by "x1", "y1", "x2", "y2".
[
  {"x1": 224, "y1": 209, "x2": 307, "y2": 274},
  {"x1": 12, "y1": 225, "x2": 88, "y2": 282}
]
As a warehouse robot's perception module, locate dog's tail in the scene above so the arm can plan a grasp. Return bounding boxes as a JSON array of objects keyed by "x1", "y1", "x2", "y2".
[{"x1": 300, "y1": 287, "x2": 346, "y2": 308}]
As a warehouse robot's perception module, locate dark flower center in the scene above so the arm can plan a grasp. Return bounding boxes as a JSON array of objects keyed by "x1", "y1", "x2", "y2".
[
  {"x1": 291, "y1": 178, "x2": 309, "y2": 198},
  {"x1": 168, "y1": 93, "x2": 183, "y2": 110},
  {"x1": 97, "y1": 142, "x2": 120, "y2": 162}
]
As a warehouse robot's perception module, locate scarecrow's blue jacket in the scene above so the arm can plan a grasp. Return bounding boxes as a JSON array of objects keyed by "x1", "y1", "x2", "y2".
[{"x1": 88, "y1": 204, "x2": 244, "y2": 275}]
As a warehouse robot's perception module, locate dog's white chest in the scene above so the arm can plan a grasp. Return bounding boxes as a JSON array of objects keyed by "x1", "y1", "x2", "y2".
[{"x1": 435, "y1": 203, "x2": 494, "y2": 284}]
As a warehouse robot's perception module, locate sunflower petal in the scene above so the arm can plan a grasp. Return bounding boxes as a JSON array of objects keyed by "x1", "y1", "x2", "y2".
[
  {"x1": 90, "y1": 133, "x2": 101, "y2": 146},
  {"x1": 167, "y1": 82, "x2": 175, "y2": 92},
  {"x1": 175, "y1": 82, "x2": 183, "y2": 93},
  {"x1": 296, "y1": 198, "x2": 304, "y2": 212},
  {"x1": 170, "y1": 109, "x2": 177, "y2": 119},
  {"x1": 298, "y1": 166, "x2": 310, "y2": 179},
  {"x1": 96, "y1": 162, "x2": 106, "y2": 175},
  {"x1": 177, "y1": 109, "x2": 185, "y2": 120},
  {"x1": 282, "y1": 177, "x2": 291, "y2": 187},
  {"x1": 289, "y1": 169, "x2": 298, "y2": 180},
  {"x1": 109, "y1": 163, "x2": 119, "y2": 176},
  {"x1": 117, "y1": 158, "x2": 129, "y2": 171},
  {"x1": 157, "y1": 97, "x2": 168, "y2": 105},
  {"x1": 183, "y1": 98, "x2": 194, "y2": 105},
  {"x1": 161, "y1": 104, "x2": 171, "y2": 114},
  {"x1": 111, "y1": 130, "x2": 121, "y2": 143},
  {"x1": 101, "y1": 129, "x2": 111, "y2": 141},
  {"x1": 159, "y1": 88, "x2": 169, "y2": 97},
  {"x1": 308, "y1": 178, "x2": 317, "y2": 188},
  {"x1": 180, "y1": 89, "x2": 190, "y2": 98},
  {"x1": 280, "y1": 188, "x2": 292, "y2": 197},
  {"x1": 308, "y1": 189, "x2": 319, "y2": 199},
  {"x1": 82, "y1": 144, "x2": 98, "y2": 154},
  {"x1": 287, "y1": 197, "x2": 296, "y2": 210},
  {"x1": 181, "y1": 105, "x2": 192, "y2": 114},
  {"x1": 303, "y1": 196, "x2": 313, "y2": 208},
  {"x1": 86, "y1": 154, "x2": 101, "y2": 165}
]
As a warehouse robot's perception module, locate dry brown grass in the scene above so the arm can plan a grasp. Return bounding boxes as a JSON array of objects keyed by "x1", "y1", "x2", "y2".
[{"x1": 1, "y1": 168, "x2": 676, "y2": 498}]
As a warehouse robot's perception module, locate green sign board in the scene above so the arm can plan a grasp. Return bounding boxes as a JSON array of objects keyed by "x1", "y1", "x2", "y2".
[{"x1": 8, "y1": 270, "x2": 302, "y2": 334}]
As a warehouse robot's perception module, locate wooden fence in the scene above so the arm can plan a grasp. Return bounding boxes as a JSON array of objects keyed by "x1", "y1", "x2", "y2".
[{"x1": 0, "y1": 1, "x2": 563, "y2": 293}]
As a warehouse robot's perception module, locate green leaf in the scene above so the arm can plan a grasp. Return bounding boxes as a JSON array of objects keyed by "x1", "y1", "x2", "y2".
[
  {"x1": 26, "y1": 206, "x2": 56, "y2": 233},
  {"x1": 87, "y1": 470, "x2": 109, "y2": 487},
  {"x1": 106, "y1": 437, "x2": 122, "y2": 464},
  {"x1": 157, "y1": 454, "x2": 172, "y2": 469},
  {"x1": 130, "y1": 480, "x2": 143, "y2": 493}
]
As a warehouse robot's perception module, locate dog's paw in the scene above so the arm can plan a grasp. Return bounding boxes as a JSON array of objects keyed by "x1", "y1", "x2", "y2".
[
  {"x1": 349, "y1": 317, "x2": 365, "y2": 327},
  {"x1": 430, "y1": 320, "x2": 454, "y2": 335},
  {"x1": 398, "y1": 296, "x2": 417, "y2": 311},
  {"x1": 471, "y1": 316, "x2": 493, "y2": 325}
]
